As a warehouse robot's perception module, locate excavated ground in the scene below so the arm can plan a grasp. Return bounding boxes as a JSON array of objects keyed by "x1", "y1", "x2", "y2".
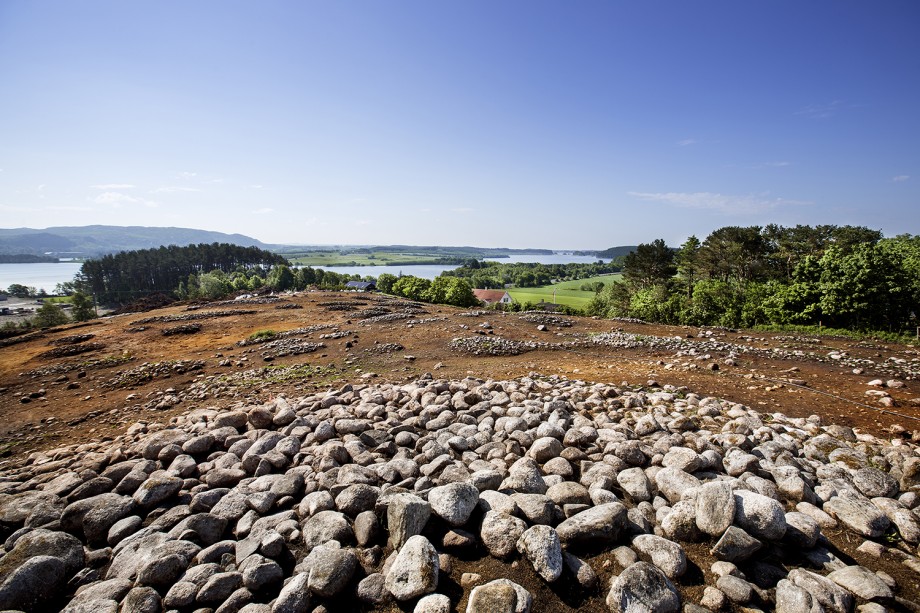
[{"x1": 2, "y1": 291, "x2": 920, "y2": 611}]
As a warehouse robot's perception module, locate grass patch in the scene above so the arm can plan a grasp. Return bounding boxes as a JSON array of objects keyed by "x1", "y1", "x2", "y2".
[
  {"x1": 752, "y1": 323, "x2": 918, "y2": 345},
  {"x1": 508, "y1": 274, "x2": 620, "y2": 309},
  {"x1": 248, "y1": 329, "x2": 278, "y2": 343}
]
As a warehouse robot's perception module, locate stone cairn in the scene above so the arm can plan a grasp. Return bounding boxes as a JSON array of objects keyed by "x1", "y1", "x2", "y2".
[{"x1": 0, "y1": 374, "x2": 918, "y2": 612}]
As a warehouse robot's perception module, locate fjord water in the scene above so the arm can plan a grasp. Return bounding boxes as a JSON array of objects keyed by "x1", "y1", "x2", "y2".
[{"x1": 0, "y1": 262, "x2": 83, "y2": 294}]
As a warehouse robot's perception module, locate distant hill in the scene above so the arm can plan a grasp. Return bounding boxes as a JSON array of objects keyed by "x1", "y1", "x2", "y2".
[
  {"x1": 596, "y1": 245, "x2": 640, "y2": 259},
  {"x1": 0, "y1": 226, "x2": 269, "y2": 257}
]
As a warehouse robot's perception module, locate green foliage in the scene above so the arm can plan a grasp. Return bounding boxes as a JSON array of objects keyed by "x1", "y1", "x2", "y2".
[
  {"x1": 446, "y1": 261, "x2": 620, "y2": 290},
  {"x1": 391, "y1": 276, "x2": 432, "y2": 301},
  {"x1": 424, "y1": 276, "x2": 479, "y2": 307},
  {"x1": 623, "y1": 239, "x2": 676, "y2": 289},
  {"x1": 32, "y1": 302, "x2": 69, "y2": 328},
  {"x1": 70, "y1": 292, "x2": 96, "y2": 322},
  {"x1": 80, "y1": 242, "x2": 288, "y2": 305},
  {"x1": 248, "y1": 329, "x2": 277, "y2": 342},
  {"x1": 6, "y1": 283, "x2": 34, "y2": 298},
  {"x1": 267, "y1": 265, "x2": 295, "y2": 291},
  {"x1": 376, "y1": 273, "x2": 397, "y2": 294},
  {"x1": 587, "y1": 223, "x2": 919, "y2": 336}
]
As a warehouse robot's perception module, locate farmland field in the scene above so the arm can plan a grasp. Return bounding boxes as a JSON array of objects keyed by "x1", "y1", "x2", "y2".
[
  {"x1": 508, "y1": 273, "x2": 621, "y2": 309},
  {"x1": 287, "y1": 251, "x2": 458, "y2": 267}
]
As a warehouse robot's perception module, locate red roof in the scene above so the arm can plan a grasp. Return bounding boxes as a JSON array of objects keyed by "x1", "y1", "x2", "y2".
[{"x1": 473, "y1": 289, "x2": 510, "y2": 303}]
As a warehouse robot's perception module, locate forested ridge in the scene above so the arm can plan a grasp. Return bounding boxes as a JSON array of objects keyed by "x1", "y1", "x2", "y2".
[
  {"x1": 79, "y1": 243, "x2": 288, "y2": 304},
  {"x1": 589, "y1": 224, "x2": 920, "y2": 335}
]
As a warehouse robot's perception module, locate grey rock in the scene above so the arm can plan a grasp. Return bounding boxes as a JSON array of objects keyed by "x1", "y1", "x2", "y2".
[
  {"x1": 481, "y1": 511, "x2": 527, "y2": 558},
  {"x1": 197, "y1": 571, "x2": 244, "y2": 604},
  {"x1": 357, "y1": 572, "x2": 391, "y2": 605},
  {"x1": 563, "y1": 552, "x2": 598, "y2": 589},
  {"x1": 605, "y1": 562, "x2": 680, "y2": 613},
  {"x1": 824, "y1": 496, "x2": 890, "y2": 537},
  {"x1": 467, "y1": 579, "x2": 532, "y2": 613},
  {"x1": 775, "y1": 579, "x2": 815, "y2": 613},
  {"x1": 555, "y1": 502, "x2": 627, "y2": 545},
  {"x1": 499, "y1": 457, "x2": 547, "y2": 494},
  {"x1": 0, "y1": 555, "x2": 66, "y2": 611},
  {"x1": 335, "y1": 484, "x2": 379, "y2": 517},
  {"x1": 710, "y1": 526, "x2": 762, "y2": 563},
  {"x1": 163, "y1": 581, "x2": 199, "y2": 608},
  {"x1": 132, "y1": 474, "x2": 184, "y2": 507},
  {"x1": 120, "y1": 586, "x2": 161, "y2": 613},
  {"x1": 387, "y1": 493, "x2": 432, "y2": 549},
  {"x1": 734, "y1": 490, "x2": 786, "y2": 540},
  {"x1": 510, "y1": 493, "x2": 554, "y2": 525},
  {"x1": 827, "y1": 565, "x2": 893, "y2": 602},
  {"x1": 136, "y1": 552, "x2": 188, "y2": 587},
  {"x1": 415, "y1": 593, "x2": 451, "y2": 613},
  {"x1": 787, "y1": 568, "x2": 854, "y2": 612},
  {"x1": 695, "y1": 480, "x2": 735, "y2": 536},
  {"x1": 545, "y1": 481, "x2": 591, "y2": 506},
  {"x1": 853, "y1": 467, "x2": 898, "y2": 499},
  {"x1": 784, "y1": 511, "x2": 821, "y2": 549},
  {"x1": 302, "y1": 510, "x2": 353, "y2": 549},
  {"x1": 304, "y1": 545, "x2": 358, "y2": 597},
  {"x1": 0, "y1": 528, "x2": 85, "y2": 583},
  {"x1": 271, "y1": 573, "x2": 310, "y2": 613},
  {"x1": 716, "y1": 575, "x2": 753, "y2": 603},
  {"x1": 631, "y1": 534, "x2": 687, "y2": 579},
  {"x1": 616, "y1": 467, "x2": 653, "y2": 502},
  {"x1": 354, "y1": 510, "x2": 379, "y2": 547},
  {"x1": 428, "y1": 482, "x2": 479, "y2": 527},
  {"x1": 654, "y1": 467, "x2": 700, "y2": 504},
  {"x1": 240, "y1": 554, "x2": 284, "y2": 591},
  {"x1": 516, "y1": 525, "x2": 563, "y2": 582},
  {"x1": 385, "y1": 535, "x2": 439, "y2": 600}
]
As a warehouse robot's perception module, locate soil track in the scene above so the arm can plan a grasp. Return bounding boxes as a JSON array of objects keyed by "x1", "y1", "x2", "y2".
[{"x1": 1, "y1": 290, "x2": 919, "y2": 464}]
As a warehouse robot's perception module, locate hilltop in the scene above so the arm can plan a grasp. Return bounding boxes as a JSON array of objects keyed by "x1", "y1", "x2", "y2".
[
  {"x1": 0, "y1": 226, "x2": 269, "y2": 257},
  {"x1": 1, "y1": 292, "x2": 919, "y2": 611}
]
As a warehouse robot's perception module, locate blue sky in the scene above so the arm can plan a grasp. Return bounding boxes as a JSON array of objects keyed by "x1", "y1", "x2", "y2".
[{"x1": 1, "y1": 1, "x2": 918, "y2": 249}]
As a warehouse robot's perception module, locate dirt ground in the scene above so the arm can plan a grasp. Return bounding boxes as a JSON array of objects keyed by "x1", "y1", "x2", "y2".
[
  {"x1": 2, "y1": 290, "x2": 918, "y2": 463},
  {"x1": 3, "y1": 290, "x2": 920, "y2": 609}
]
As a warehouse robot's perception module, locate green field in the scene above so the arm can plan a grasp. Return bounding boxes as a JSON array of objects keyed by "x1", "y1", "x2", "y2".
[
  {"x1": 508, "y1": 273, "x2": 621, "y2": 309},
  {"x1": 288, "y1": 251, "x2": 457, "y2": 267}
]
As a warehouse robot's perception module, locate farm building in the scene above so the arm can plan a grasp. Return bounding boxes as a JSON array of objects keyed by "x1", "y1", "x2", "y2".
[
  {"x1": 345, "y1": 281, "x2": 376, "y2": 291},
  {"x1": 473, "y1": 289, "x2": 514, "y2": 305}
]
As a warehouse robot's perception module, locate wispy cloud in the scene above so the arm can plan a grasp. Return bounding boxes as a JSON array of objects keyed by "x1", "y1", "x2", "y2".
[
  {"x1": 451, "y1": 207, "x2": 475, "y2": 214},
  {"x1": 761, "y1": 161, "x2": 790, "y2": 168},
  {"x1": 48, "y1": 205, "x2": 95, "y2": 212},
  {"x1": 677, "y1": 139, "x2": 697, "y2": 147},
  {"x1": 151, "y1": 186, "x2": 202, "y2": 193},
  {"x1": 893, "y1": 174, "x2": 910, "y2": 182},
  {"x1": 250, "y1": 184, "x2": 264, "y2": 190},
  {"x1": 177, "y1": 171, "x2": 198, "y2": 179},
  {"x1": 252, "y1": 207, "x2": 274, "y2": 214},
  {"x1": 628, "y1": 191, "x2": 811, "y2": 214},
  {"x1": 92, "y1": 183, "x2": 135, "y2": 190},
  {"x1": 92, "y1": 191, "x2": 157, "y2": 208},
  {"x1": 796, "y1": 100, "x2": 848, "y2": 119}
]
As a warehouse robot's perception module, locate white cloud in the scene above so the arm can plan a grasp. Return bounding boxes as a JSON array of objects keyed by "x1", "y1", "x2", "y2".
[
  {"x1": 151, "y1": 186, "x2": 202, "y2": 193},
  {"x1": 677, "y1": 139, "x2": 697, "y2": 147},
  {"x1": 627, "y1": 191, "x2": 811, "y2": 214},
  {"x1": 762, "y1": 161, "x2": 790, "y2": 167},
  {"x1": 47, "y1": 205, "x2": 96, "y2": 212},
  {"x1": 451, "y1": 207, "x2": 475, "y2": 213},
  {"x1": 250, "y1": 184, "x2": 264, "y2": 190},
  {"x1": 252, "y1": 207, "x2": 274, "y2": 214},
  {"x1": 355, "y1": 219, "x2": 371, "y2": 226},
  {"x1": 893, "y1": 175, "x2": 910, "y2": 182},
  {"x1": 92, "y1": 191, "x2": 157, "y2": 208},
  {"x1": 178, "y1": 171, "x2": 198, "y2": 179},
  {"x1": 92, "y1": 183, "x2": 135, "y2": 190}
]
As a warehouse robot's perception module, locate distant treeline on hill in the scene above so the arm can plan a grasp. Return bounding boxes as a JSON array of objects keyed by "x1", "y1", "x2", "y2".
[
  {"x1": 80, "y1": 243, "x2": 288, "y2": 305},
  {"x1": 0, "y1": 254, "x2": 59, "y2": 263}
]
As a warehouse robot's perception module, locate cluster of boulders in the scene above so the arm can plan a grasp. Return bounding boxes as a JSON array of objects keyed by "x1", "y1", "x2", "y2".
[
  {"x1": 448, "y1": 336, "x2": 539, "y2": 356},
  {"x1": 133, "y1": 311, "x2": 257, "y2": 325},
  {"x1": 38, "y1": 342, "x2": 107, "y2": 360},
  {"x1": 49, "y1": 334, "x2": 97, "y2": 346},
  {"x1": 162, "y1": 325, "x2": 203, "y2": 337},
  {"x1": 1, "y1": 375, "x2": 920, "y2": 612},
  {"x1": 518, "y1": 314, "x2": 573, "y2": 328},
  {"x1": 103, "y1": 361, "x2": 206, "y2": 390}
]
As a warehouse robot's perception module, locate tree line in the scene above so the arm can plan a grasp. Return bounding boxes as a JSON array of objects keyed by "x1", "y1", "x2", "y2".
[
  {"x1": 443, "y1": 260, "x2": 619, "y2": 289},
  {"x1": 79, "y1": 243, "x2": 289, "y2": 304},
  {"x1": 588, "y1": 224, "x2": 920, "y2": 335}
]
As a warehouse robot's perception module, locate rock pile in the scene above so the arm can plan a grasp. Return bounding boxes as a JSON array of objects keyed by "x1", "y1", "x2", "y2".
[
  {"x1": 38, "y1": 342, "x2": 107, "y2": 360},
  {"x1": 162, "y1": 324, "x2": 203, "y2": 337},
  {"x1": 133, "y1": 311, "x2": 257, "y2": 325},
  {"x1": 1, "y1": 375, "x2": 919, "y2": 612}
]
